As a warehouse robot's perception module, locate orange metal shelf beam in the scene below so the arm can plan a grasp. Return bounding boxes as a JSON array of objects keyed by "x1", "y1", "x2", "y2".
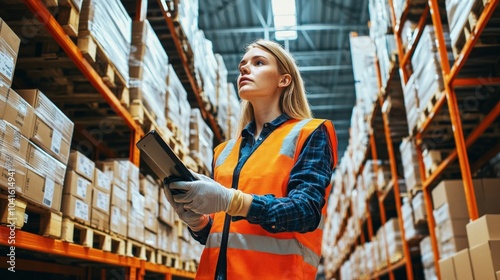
[
  {"x1": 399, "y1": 5, "x2": 430, "y2": 84},
  {"x1": 0, "y1": 256, "x2": 86, "y2": 276},
  {"x1": 21, "y1": 0, "x2": 143, "y2": 165},
  {"x1": 422, "y1": 100, "x2": 500, "y2": 189},
  {"x1": 429, "y1": 0, "x2": 478, "y2": 221},
  {"x1": 453, "y1": 77, "x2": 500, "y2": 87},
  {"x1": 155, "y1": 0, "x2": 223, "y2": 143},
  {"x1": 370, "y1": 257, "x2": 407, "y2": 280},
  {"x1": 447, "y1": 0, "x2": 500, "y2": 82}
]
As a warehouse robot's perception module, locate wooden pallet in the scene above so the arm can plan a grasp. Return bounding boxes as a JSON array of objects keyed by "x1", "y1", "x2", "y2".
[
  {"x1": 451, "y1": 0, "x2": 500, "y2": 58},
  {"x1": 61, "y1": 218, "x2": 124, "y2": 254},
  {"x1": 56, "y1": 0, "x2": 80, "y2": 37},
  {"x1": 182, "y1": 260, "x2": 197, "y2": 273},
  {"x1": 126, "y1": 239, "x2": 147, "y2": 260},
  {"x1": 416, "y1": 90, "x2": 444, "y2": 129},
  {"x1": 156, "y1": 250, "x2": 181, "y2": 269},
  {"x1": 0, "y1": 194, "x2": 63, "y2": 238}
]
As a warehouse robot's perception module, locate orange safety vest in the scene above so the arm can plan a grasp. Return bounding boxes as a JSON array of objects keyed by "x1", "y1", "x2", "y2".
[{"x1": 195, "y1": 118, "x2": 338, "y2": 280}]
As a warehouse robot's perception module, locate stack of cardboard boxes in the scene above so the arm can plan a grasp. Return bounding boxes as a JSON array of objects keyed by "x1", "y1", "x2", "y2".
[
  {"x1": 141, "y1": 175, "x2": 159, "y2": 248},
  {"x1": 100, "y1": 160, "x2": 129, "y2": 237}
]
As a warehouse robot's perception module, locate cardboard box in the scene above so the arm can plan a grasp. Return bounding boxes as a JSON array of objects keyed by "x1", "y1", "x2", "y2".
[
  {"x1": 436, "y1": 217, "x2": 468, "y2": 242},
  {"x1": 97, "y1": 160, "x2": 128, "y2": 186},
  {"x1": 470, "y1": 240, "x2": 500, "y2": 280},
  {"x1": 434, "y1": 202, "x2": 469, "y2": 223},
  {"x1": 496, "y1": 270, "x2": 499, "y2": 280},
  {"x1": 0, "y1": 120, "x2": 29, "y2": 193},
  {"x1": 17, "y1": 89, "x2": 74, "y2": 143},
  {"x1": 144, "y1": 229, "x2": 157, "y2": 248},
  {"x1": 4, "y1": 88, "x2": 35, "y2": 138},
  {"x1": 476, "y1": 179, "x2": 500, "y2": 215},
  {"x1": 94, "y1": 168, "x2": 111, "y2": 192},
  {"x1": 110, "y1": 205, "x2": 127, "y2": 237},
  {"x1": 92, "y1": 188, "x2": 110, "y2": 214},
  {"x1": 31, "y1": 115, "x2": 71, "y2": 164},
  {"x1": 432, "y1": 180, "x2": 467, "y2": 210},
  {"x1": 68, "y1": 150, "x2": 95, "y2": 182},
  {"x1": 26, "y1": 142, "x2": 66, "y2": 186},
  {"x1": 159, "y1": 188, "x2": 175, "y2": 227},
  {"x1": 0, "y1": 84, "x2": 7, "y2": 119},
  {"x1": 144, "y1": 208, "x2": 158, "y2": 233},
  {"x1": 111, "y1": 184, "x2": 127, "y2": 211},
  {"x1": 453, "y1": 249, "x2": 474, "y2": 280},
  {"x1": 438, "y1": 236, "x2": 468, "y2": 259},
  {"x1": 63, "y1": 170, "x2": 92, "y2": 204},
  {"x1": 61, "y1": 194, "x2": 90, "y2": 223},
  {"x1": 91, "y1": 207, "x2": 109, "y2": 232},
  {"x1": 466, "y1": 215, "x2": 500, "y2": 248},
  {"x1": 0, "y1": 18, "x2": 21, "y2": 87},
  {"x1": 24, "y1": 169, "x2": 63, "y2": 211}
]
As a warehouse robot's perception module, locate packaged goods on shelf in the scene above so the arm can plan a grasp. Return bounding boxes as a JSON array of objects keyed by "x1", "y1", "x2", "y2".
[
  {"x1": 25, "y1": 141, "x2": 65, "y2": 211},
  {"x1": 128, "y1": 188, "x2": 145, "y2": 242},
  {"x1": 453, "y1": 249, "x2": 474, "y2": 280},
  {"x1": 0, "y1": 85, "x2": 5, "y2": 119},
  {"x1": 0, "y1": 119, "x2": 29, "y2": 194},
  {"x1": 177, "y1": 0, "x2": 199, "y2": 46},
  {"x1": 0, "y1": 18, "x2": 20, "y2": 87},
  {"x1": 63, "y1": 170, "x2": 92, "y2": 204},
  {"x1": 368, "y1": 0, "x2": 393, "y2": 39},
  {"x1": 420, "y1": 236, "x2": 438, "y2": 280},
  {"x1": 438, "y1": 256, "x2": 456, "y2": 280},
  {"x1": 384, "y1": 218, "x2": 404, "y2": 262},
  {"x1": 97, "y1": 160, "x2": 129, "y2": 188},
  {"x1": 466, "y1": 215, "x2": 500, "y2": 248},
  {"x1": 412, "y1": 191, "x2": 427, "y2": 224},
  {"x1": 61, "y1": 193, "x2": 90, "y2": 223},
  {"x1": 3, "y1": 88, "x2": 35, "y2": 138},
  {"x1": 110, "y1": 205, "x2": 127, "y2": 237},
  {"x1": 68, "y1": 150, "x2": 95, "y2": 182},
  {"x1": 159, "y1": 188, "x2": 176, "y2": 227},
  {"x1": 350, "y1": 35, "x2": 378, "y2": 111},
  {"x1": 18, "y1": 89, "x2": 74, "y2": 165},
  {"x1": 227, "y1": 83, "x2": 240, "y2": 138},
  {"x1": 129, "y1": 20, "x2": 169, "y2": 128},
  {"x1": 376, "y1": 161, "x2": 392, "y2": 191},
  {"x1": 94, "y1": 167, "x2": 111, "y2": 192},
  {"x1": 166, "y1": 64, "x2": 191, "y2": 147},
  {"x1": 144, "y1": 228, "x2": 157, "y2": 248},
  {"x1": 91, "y1": 186, "x2": 110, "y2": 231},
  {"x1": 79, "y1": 0, "x2": 131, "y2": 86},
  {"x1": 400, "y1": 137, "x2": 422, "y2": 192},
  {"x1": 362, "y1": 160, "x2": 378, "y2": 194},
  {"x1": 402, "y1": 74, "x2": 419, "y2": 134},
  {"x1": 193, "y1": 30, "x2": 218, "y2": 110},
  {"x1": 402, "y1": 197, "x2": 427, "y2": 241},
  {"x1": 374, "y1": 34, "x2": 397, "y2": 89},
  {"x1": 445, "y1": 0, "x2": 476, "y2": 57},
  {"x1": 189, "y1": 108, "x2": 214, "y2": 172}
]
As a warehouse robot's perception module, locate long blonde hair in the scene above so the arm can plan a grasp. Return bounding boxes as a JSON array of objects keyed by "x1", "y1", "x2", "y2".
[{"x1": 235, "y1": 39, "x2": 312, "y2": 137}]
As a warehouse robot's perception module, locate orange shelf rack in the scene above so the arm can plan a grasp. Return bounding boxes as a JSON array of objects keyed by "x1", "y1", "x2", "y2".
[
  {"x1": 387, "y1": 0, "x2": 500, "y2": 278},
  {"x1": 0, "y1": 226, "x2": 195, "y2": 280}
]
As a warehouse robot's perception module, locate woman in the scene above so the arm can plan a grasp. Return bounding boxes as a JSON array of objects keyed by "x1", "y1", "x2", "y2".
[{"x1": 167, "y1": 39, "x2": 338, "y2": 280}]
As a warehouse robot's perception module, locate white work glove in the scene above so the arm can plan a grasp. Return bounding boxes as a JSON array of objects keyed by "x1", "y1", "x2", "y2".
[
  {"x1": 169, "y1": 174, "x2": 235, "y2": 214},
  {"x1": 163, "y1": 186, "x2": 208, "y2": 231}
]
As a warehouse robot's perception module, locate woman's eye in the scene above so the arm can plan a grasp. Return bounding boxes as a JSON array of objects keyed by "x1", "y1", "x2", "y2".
[{"x1": 256, "y1": 60, "x2": 264, "y2": 66}]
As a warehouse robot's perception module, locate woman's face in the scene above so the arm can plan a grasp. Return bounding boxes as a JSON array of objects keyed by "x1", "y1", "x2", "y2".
[{"x1": 237, "y1": 47, "x2": 285, "y2": 101}]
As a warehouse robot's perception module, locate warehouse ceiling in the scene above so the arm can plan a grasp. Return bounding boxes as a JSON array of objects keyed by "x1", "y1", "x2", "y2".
[{"x1": 197, "y1": 0, "x2": 370, "y2": 158}]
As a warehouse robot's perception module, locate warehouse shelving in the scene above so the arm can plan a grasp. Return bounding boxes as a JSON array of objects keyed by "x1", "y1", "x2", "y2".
[
  {"x1": 0, "y1": 0, "x2": 219, "y2": 279},
  {"x1": 386, "y1": 0, "x2": 500, "y2": 278}
]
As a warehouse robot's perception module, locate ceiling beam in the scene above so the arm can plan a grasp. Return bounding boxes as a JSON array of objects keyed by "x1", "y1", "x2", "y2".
[
  {"x1": 203, "y1": 24, "x2": 368, "y2": 35},
  {"x1": 310, "y1": 104, "x2": 354, "y2": 111},
  {"x1": 307, "y1": 92, "x2": 355, "y2": 99}
]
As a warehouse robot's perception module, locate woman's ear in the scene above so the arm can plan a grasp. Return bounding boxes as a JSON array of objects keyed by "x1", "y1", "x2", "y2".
[{"x1": 278, "y1": 74, "x2": 292, "y2": 88}]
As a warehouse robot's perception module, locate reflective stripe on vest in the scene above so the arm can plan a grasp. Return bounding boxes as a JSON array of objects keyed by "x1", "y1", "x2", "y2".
[{"x1": 206, "y1": 232, "x2": 321, "y2": 268}]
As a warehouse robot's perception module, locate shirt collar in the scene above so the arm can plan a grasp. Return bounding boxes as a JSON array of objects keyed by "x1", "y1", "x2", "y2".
[{"x1": 241, "y1": 113, "x2": 291, "y2": 138}]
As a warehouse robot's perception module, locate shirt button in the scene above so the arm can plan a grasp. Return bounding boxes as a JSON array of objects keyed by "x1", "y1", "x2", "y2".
[
  {"x1": 271, "y1": 225, "x2": 276, "y2": 229},
  {"x1": 258, "y1": 137, "x2": 262, "y2": 141},
  {"x1": 264, "y1": 124, "x2": 268, "y2": 127}
]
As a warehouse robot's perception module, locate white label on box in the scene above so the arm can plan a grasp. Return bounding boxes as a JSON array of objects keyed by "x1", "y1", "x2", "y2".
[
  {"x1": 119, "y1": 163, "x2": 127, "y2": 182},
  {"x1": 78, "y1": 156, "x2": 93, "y2": 180},
  {"x1": 96, "y1": 190, "x2": 109, "y2": 212},
  {"x1": 43, "y1": 178, "x2": 55, "y2": 207},
  {"x1": 0, "y1": 121, "x2": 6, "y2": 134},
  {"x1": 4, "y1": 154, "x2": 14, "y2": 171},
  {"x1": 76, "y1": 177, "x2": 88, "y2": 199},
  {"x1": 50, "y1": 129, "x2": 62, "y2": 155},
  {"x1": 0, "y1": 51, "x2": 15, "y2": 80},
  {"x1": 114, "y1": 185, "x2": 126, "y2": 201},
  {"x1": 75, "y1": 199, "x2": 89, "y2": 221}
]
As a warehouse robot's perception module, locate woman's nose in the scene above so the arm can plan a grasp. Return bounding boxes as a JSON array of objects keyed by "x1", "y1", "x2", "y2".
[{"x1": 239, "y1": 64, "x2": 249, "y2": 74}]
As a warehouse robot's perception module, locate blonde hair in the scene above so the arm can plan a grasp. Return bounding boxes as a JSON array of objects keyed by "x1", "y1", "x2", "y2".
[{"x1": 235, "y1": 39, "x2": 312, "y2": 137}]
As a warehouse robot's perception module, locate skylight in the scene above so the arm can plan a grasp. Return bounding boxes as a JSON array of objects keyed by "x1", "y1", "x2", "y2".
[{"x1": 271, "y1": 0, "x2": 298, "y2": 40}]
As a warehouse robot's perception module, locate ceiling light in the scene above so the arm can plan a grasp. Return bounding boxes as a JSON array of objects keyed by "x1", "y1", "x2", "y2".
[{"x1": 271, "y1": 0, "x2": 298, "y2": 40}]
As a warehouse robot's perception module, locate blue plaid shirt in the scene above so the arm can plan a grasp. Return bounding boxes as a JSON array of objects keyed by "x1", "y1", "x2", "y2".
[{"x1": 191, "y1": 114, "x2": 334, "y2": 244}]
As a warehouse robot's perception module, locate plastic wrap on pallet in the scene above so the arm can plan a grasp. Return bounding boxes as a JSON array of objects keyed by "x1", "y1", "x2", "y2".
[
  {"x1": 0, "y1": 18, "x2": 21, "y2": 88},
  {"x1": 446, "y1": 0, "x2": 475, "y2": 46},
  {"x1": 0, "y1": 120, "x2": 29, "y2": 194},
  {"x1": 190, "y1": 108, "x2": 214, "y2": 172},
  {"x1": 227, "y1": 83, "x2": 240, "y2": 138},
  {"x1": 26, "y1": 141, "x2": 66, "y2": 186},
  {"x1": 177, "y1": 0, "x2": 199, "y2": 45},
  {"x1": 130, "y1": 20, "x2": 169, "y2": 128},
  {"x1": 166, "y1": 64, "x2": 188, "y2": 126},
  {"x1": 217, "y1": 82, "x2": 229, "y2": 138},
  {"x1": 374, "y1": 34, "x2": 397, "y2": 89},
  {"x1": 79, "y1": 0, "x2": 131, "y2": 86},
  {"x1": 350, "y1": 35, "x2": 378, "y2": 111},
  {"x1": 400, "y1": 137, "x2": 422, "y2": 191},
  {"x1": 403, "y1": 73, "x2": 419, "y2": 134},
  {"x1": 368, "y1": 0, "x2": 393, "y2": 39}
]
